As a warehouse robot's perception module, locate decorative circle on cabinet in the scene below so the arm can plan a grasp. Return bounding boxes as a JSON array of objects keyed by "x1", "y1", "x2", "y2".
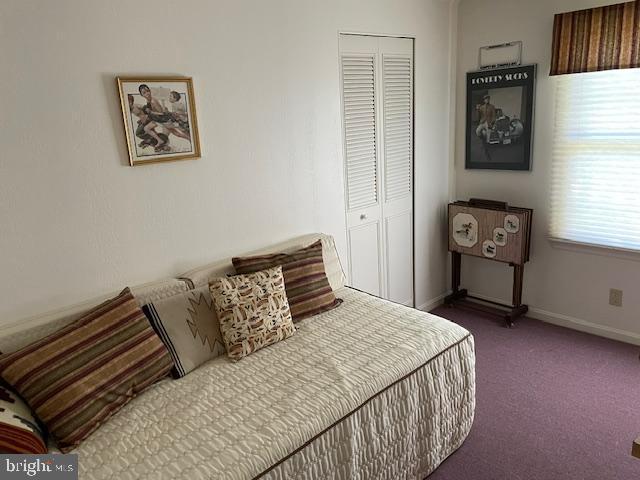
[
  {"x1": 452, "y1": 213, "x2": 478, "y2": 248},
  {"x1": 482, "y1": 240, "x2": 497, "y2": 258},
  {"x1": 504, "y1": 214, "x2": 520, "y2": 234},
  {"x1": 493, "y1": 227, "x2": 507, "y2": 246}
]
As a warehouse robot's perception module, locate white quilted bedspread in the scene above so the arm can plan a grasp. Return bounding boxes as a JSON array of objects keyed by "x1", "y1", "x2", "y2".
[{"x1": 72, "y1": 288, "x2": 475, "y2": 480}]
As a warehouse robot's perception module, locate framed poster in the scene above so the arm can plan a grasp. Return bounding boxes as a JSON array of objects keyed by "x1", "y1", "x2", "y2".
[
  {"x1": 117, "y1": 77, "x2": 201, "y2": 166},
  {"x1": 465, "y1": 64, "x2": 536, "y2": 171}
]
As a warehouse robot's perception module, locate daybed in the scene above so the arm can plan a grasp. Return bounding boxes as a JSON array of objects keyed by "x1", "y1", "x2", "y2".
[{"x1": 0, "y1": 234, "x2": 475, "y2": 479}]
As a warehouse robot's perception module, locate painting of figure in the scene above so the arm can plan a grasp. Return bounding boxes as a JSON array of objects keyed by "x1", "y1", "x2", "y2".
[
  {"x1": 465, "y1": 65, "x2": 535, "y2": 170},
  {"x1": 118, "y1": 77, "x2": 201, "y2": 166}
]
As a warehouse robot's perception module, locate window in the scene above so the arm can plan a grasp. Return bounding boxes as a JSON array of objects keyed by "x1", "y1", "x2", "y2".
[{"x1": 549, "y1": 68, "x2": 640, "y2": 251}]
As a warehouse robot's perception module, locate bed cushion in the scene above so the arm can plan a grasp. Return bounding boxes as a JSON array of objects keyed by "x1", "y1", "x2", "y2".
[
  {"x1": 0, "y1": 287, "x2": 174, "y2": 453},
  {"x1": 0, "y1": 382, "x2": 47, "y2": 453},
  {"x1": 178, "y1": 233, "x2": 346, "y2": 292},
  {"x1": 68, "y1": 287, "x2": 474, "y2": 479},
  {"x1": 0, "y1": 278, "x2": 189, "y2": 356},
  {"x1": 142, "y1": 286, "x2": 226, "y2": 378},
  {"x1": 232, "y1": 240, "x2": 342, "y2": 321},
  {"x1": 209, "y1": 266, "x2": 296, "y2": 360}
]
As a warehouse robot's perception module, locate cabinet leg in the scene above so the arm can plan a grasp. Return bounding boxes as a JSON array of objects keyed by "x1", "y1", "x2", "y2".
[
  {"x1": 503, "y1": 264, "x2": 527, "y2": 327},
  {"x1": 444, "y1": 252, "x2": 467, "y2": 305},
  {"x1": 512, "y1": 264, "x2": 524, "y2": 307},
  {"x1": 505, "y1": 305, "x2": 528, "y2": 328},
  {"x1": 452, "y1": 252, "x2": 461, "y2": 293},
  {"x1": 445, "y1": 252, "x2": 466, "y2": 306}
]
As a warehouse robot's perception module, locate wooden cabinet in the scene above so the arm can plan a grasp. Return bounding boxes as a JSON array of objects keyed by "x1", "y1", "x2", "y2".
[
  {"x1": 445, "y1": 200, "x2": 533, "y2": 327},
  {"x1": 448, "y1": 203, "x2": 531, "y2": 265}
]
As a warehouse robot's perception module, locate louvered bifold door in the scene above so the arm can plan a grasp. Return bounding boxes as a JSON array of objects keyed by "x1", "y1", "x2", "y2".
[
  {"x1": 381, "y1": 41, "x2": 414, "y2": 306},
  {"x1": 342, "y1": 54, "x2": 379, "y2": 211},
  {"x1": 340, "y1": 35, "x2": 384, "y2": 298},
  {"x1": 340, "y1": 34, "x2": 414, "y2": 303},
  {"x1": 383, "y1": 54, "x2": 413, "y2": 204}
]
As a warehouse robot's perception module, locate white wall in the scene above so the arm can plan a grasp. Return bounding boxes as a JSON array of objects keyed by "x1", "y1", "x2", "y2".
[
  {"x1": 455, "y1": 0, "x2": 640, "y2": 344},
  {"x1": 0, "y1": 0, "x2": 454, "y2": 323}
]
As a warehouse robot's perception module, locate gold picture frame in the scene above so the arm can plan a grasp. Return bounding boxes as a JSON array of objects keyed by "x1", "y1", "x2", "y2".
[{"x1": 117, "y1": 76, "x2": 201, "y2": 166}]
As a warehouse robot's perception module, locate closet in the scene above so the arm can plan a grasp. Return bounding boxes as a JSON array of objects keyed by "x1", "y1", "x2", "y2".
[{"x1": 339, "y1": 34, "x2": 414, "y2": 306}]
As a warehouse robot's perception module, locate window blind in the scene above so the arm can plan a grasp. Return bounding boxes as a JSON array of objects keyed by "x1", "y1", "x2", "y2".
[{"x1": 550, "y1": 68, "x2": 640, "y2": 250}]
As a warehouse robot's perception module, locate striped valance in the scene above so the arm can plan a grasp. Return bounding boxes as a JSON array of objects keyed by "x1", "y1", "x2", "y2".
[{"x1": 550, "y1": 0, "x2": 640, "y2": 75}]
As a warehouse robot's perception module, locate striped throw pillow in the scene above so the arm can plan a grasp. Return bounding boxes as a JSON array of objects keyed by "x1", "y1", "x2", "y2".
[
  {"x1": 0, "y1": 288, "x2": 174, "y2": 453},
  {"x1": 232, "y1": 240, "x2": 342, "y2": 321}
]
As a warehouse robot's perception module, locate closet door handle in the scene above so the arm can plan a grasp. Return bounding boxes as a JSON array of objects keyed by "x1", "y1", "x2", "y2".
[{"x1": 360, "y1": 214, "x2": 367, "y2": 220}]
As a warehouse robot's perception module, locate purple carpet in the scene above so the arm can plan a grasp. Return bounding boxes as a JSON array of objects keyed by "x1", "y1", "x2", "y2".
[{"x1": 427, "y1": 305, "x2": 640, "y2": 480}]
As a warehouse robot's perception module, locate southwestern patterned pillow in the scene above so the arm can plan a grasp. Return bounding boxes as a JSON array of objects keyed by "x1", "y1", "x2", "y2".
[
  {"x1": 0, "y1": 287, "x2": 174, "y2": 453},
  {"x1": 0, "y1": 382, "x2": 47, "y2": 453},
  {"x1": 143, "y1": 286, "x2": 226, "y2": 378},
  {"x1": 209, "y1": 266, "x2": 296, "y2": 360},
  {"x1": 232, "y1": 240, "x2": 342, "y2": 322}
]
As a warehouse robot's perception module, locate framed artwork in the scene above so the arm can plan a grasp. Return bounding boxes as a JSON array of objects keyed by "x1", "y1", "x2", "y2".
[
  {"x1": 117, "y1": 77, "x2": 201, "y2": 166},
  {"x1": 465, "y1": 64, "x2": 536, "y2": 171},
  {"x1": 452, "y1": 213, "x2": 478, "y2": 248}
]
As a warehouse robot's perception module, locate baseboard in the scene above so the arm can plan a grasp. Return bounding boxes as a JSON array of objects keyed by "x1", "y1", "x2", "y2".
[
  {"x1": 418, "y1": 293, "x2": 449, "y2": 312},
  {"x1": 466, "y1": 291, "x2": 640, "y2": 347}
]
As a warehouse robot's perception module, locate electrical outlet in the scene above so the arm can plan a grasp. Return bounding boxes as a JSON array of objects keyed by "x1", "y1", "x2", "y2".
[{"x1": 609, "y1": 288, "x2": 623, "y2": 307}]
